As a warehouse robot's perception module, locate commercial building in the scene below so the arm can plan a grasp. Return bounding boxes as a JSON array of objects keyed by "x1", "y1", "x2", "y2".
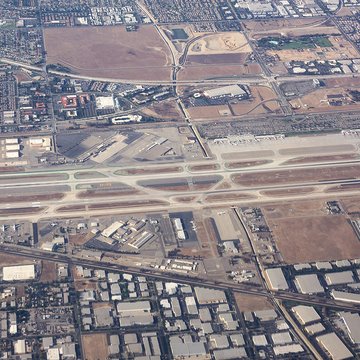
[
  {"x1": 316, "y1": 333, "x2": 353, "y2": 360},
  {"x1": 339, "y1": 312, "x2": 360, "y2": 344},
  {"x1": 291, "y1": 305, "x2": 321, "y2": 325},
  {"x1": 325, "y1": 271, "x2": 354, "y2": 286},
  {"x1": 331, "y1": 290, "x2": 360, "y2": 304},
  {"x1": 264, "y1": 268, "x2": 289, "y2": 291},
  {"x1": 295, "y1": 274, "x2": 324, "y2": 294},
  {"x1": 204, "y1": 85, "x2": 247, "y2": 99},
  {"x1": 101, "y1": 221, "x2": 123, "y2": 238},
  {"x1": 194, "y1": 287, "x2": 227, "y2": 304},
  {"x1": 2, "y1": 264, "x2": 35, "y2": 281},
  {"x1": 169, "y1": 336, "x2": 208, "y2": 359}
]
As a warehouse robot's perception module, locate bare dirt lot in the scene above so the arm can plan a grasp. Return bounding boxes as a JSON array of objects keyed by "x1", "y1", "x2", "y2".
[
  {"x1": 117, "y1": 166, "x2": 182, "y2": 176},
  {"x1": 261, "y1": 187, "x2": 315, "y2": 197},
  {"x1": 232, "y1": 164, "x2": 360, "y2": 187},
  {"x1": 178, "y1": 63, "x2": 261, "y2": 81},
  {"x1": 234, "y1": 292, "x2": 273, "y2": 312},
  {"x1": 189, "y1": 33, "x2": 251, "y2": 55},
  {"x1": 44, "y1": 26, "x2": 171, "y2": 81},
  {"x1": 282, "y1": 154, "x2": 359, "y2": 165},
  {"x1": 266, "y1": 214, "x2": 360, "y2": 263},
  {"x1": 290, "y1": 86, "x2": 360, "y2": 113},
  {"x1": 39, "y1": 261, "x2": 58, "y2": 282},
  {"x1": 243, "y1": 17, "x2": 328, "y2": 33},
  {"x1": 189, "y1": 164, "x2": 220, "y2": 171},
  {"x1": 225, "y1": 160, "x2": 272, "y2": 169},
  {"x1": 0, "y1": 193, "x2": 64, "y2": 203},
  {"x1": 82, "y1": 334, "x2": 109, "y2": 360}
]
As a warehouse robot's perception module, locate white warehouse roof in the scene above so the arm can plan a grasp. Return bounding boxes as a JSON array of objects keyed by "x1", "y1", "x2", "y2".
[
  {"x1": 325, "y1": 271, "x2": 354, "y2": 286},
  {"x1": 316, "y1": 333, "x2": 353, "y2": 360},
  {"x1": 3, "y1": 264, "x2": 35, "y2": 281},
  {"x1": 331, "y1": 290, "x2": 360, "y2": 304},
  {"x1": 339, "y1": 312, "x2": 360, "y2": 344},
  {"x1": 292, "y1": 305, "x2": 321, "y2": 325},
  {"x1": 204, "y1": 85, "x2": 246, "y2": 98},
  {"x1": 295, "y1": 274, "x2": 324, "y2": 294},
  {"x1": 265, "y1": 268, "x2": 289, "y2": 291}
]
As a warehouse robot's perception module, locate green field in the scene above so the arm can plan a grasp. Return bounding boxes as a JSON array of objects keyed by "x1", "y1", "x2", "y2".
[
  {"x1": 258, "y1": 36, "x2": 332, "y2": 50},
  {"x1": 0, "y1": 19, "x2": 16, "y2": 29}
]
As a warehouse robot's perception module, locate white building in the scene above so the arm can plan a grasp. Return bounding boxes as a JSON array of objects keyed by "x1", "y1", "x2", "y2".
[{"x1": 3, "y1": 264, "x2": 35, "y2": 281}]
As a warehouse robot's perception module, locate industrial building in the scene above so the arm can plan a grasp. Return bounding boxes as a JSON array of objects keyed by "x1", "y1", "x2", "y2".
[
  {"x1": 264, "y1": 267, "x2": 289, "y2": 291},
  {"x1": 291, "y1": 305, "x2": 320, "y2": 325},
  {"x1": 325, "y1": 271, "x2": 355, "y2": 285},
  {"x1": 295, "y1": 274, "x2": 324, "y2": 294},
  {"x1": 2, "y1": 264, "x2": 35, "y2": 281},
  {"x1": 316, "y1": 333, "x2": 353, "y2": 360},
  {"x1": 203, "y1": 85, "x2": 247, "y2": 99},
  {"x1": 338, "y1": 312, "x2": 360, "y2": 344},
  {"x1": 101, "y1": 221, "x2": 123, "y2": 238},
  {"x1": 331, "y1": 290, "x2": 360, "y2": 304},
  {"x1": 194, "y1": 287, "x2": 227, "y2": 305}
]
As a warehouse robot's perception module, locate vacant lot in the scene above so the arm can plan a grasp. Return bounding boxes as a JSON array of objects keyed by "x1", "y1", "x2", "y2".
[
  {"x1": 82, "y1": 334, "x2": 109, "y2": 360},
  {"x1": 178, "y1": 63, "x2": 261, "y2": 81},
  {"x1": 266, "y1": 214, "x2": 360, "y2": 263},
  {"x1": 234, "y1": 292, "x2": 273, "y2": 312},
  {"x1": 189, "y1": 33, "x2": 251, "y2": 55},
  {"x1": 44, "y1": 26, "x2": 171, "y2": 81}
]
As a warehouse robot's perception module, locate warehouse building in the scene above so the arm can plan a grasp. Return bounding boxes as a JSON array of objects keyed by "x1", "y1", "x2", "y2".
[
  {"x1": 331, "y1": 290, "x2": 360, "y2": 304},
  {"x1": 325, "y1": 271, "x2": 354, "y2": 286},
  {"x1": 204, "y1": 85, "x2": 247, "y2": 99},
  {"x1": 316, "y1": 333, "x2": 353, "y2": 360},
  {"x1": 264, "y1": 267, "x2": 289, "y2": 291},
  {"x1": 2, "y1": 264, "x2": 35, "y2": 281},
  {"x1": 291, "y1": 305, "x2": 321, "y2": 325},
  {"x1": 338, "y1": 312, "x2": 360, "y2": 344},
  {"x1": 194, "y1": 287, "x2": 227, "y2": 304},
  {"x1": 295, "y1": 274, "x2": 324, "y2": 294}
]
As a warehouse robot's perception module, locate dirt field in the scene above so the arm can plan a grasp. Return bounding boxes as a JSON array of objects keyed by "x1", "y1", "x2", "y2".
[
  {"x1": 77, "y1": 189, "x2": 139, "y2": 199},
  {"x1": 282, "y1": 154, "x2": 359, "y2": 165},
  {"x1": 230, "y1": 86, "x2": 280, "y2": 116},
  {"x1": 0, "y1": 207, "x2": 45, "y2": 216},
  {"x1": 251, "y1": 24, "x2": 340, "y2": 39},
  {"x1": 0, "y1": 253, "x2": 35, "y2": 266},
  {"x1": 189, "y1": 33, "x2": 251, "y2": 55},
  {"x1": 39, "y1": 261, "x2": 58, "y2": 282},
  {"x1": 341, "y1": 196, "x2": 360, "y2": 214},
  {"x1": 234, "y1": 292, "x2": 273, "y2": 312},
  {"x1": 189, "y1": 164, "x2": 220, "y2": 171},
  {"x1": 178, "y1": 63, "x2": 261, "y2": 81},
  {"x1": 290, "y1": 86, "x2": 360, "y2": 113},
  {"x1": 262, "y1": 199, "x2": 327, "y2": 219},
  {"x1": 117, "y1": 166, "x2": 182, "y2": 176},
  {"x1": 44, "y1": 26, "x2": 172, "y2": 81},
  {"x1": 266, "y1": 214, "x2": 360, "y2": 263},
  {"x1": 204, "y1": 193, "x2": 255, "y2": 202},
  {"x1": 261, "y1": 187, "x2": 315, "y2": 197},
  {"x1": 82, "y1": 334, "x2": 109, "y2": 360},
  {"x1": 243, "y1": 18, "x2": 328, "y2": 33},
  {"x1": 232, "y1": 164, "x2": 360, "y2": 187},
  {"x1": 141, "y1": 100, "x2": 182, "y2": 119},
  {"x1": 0, "y1": 193, "x2": 64, "y2": 203},
  {"x1": 225, "y1": 160, "x2": 272, "y2": 169}
]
